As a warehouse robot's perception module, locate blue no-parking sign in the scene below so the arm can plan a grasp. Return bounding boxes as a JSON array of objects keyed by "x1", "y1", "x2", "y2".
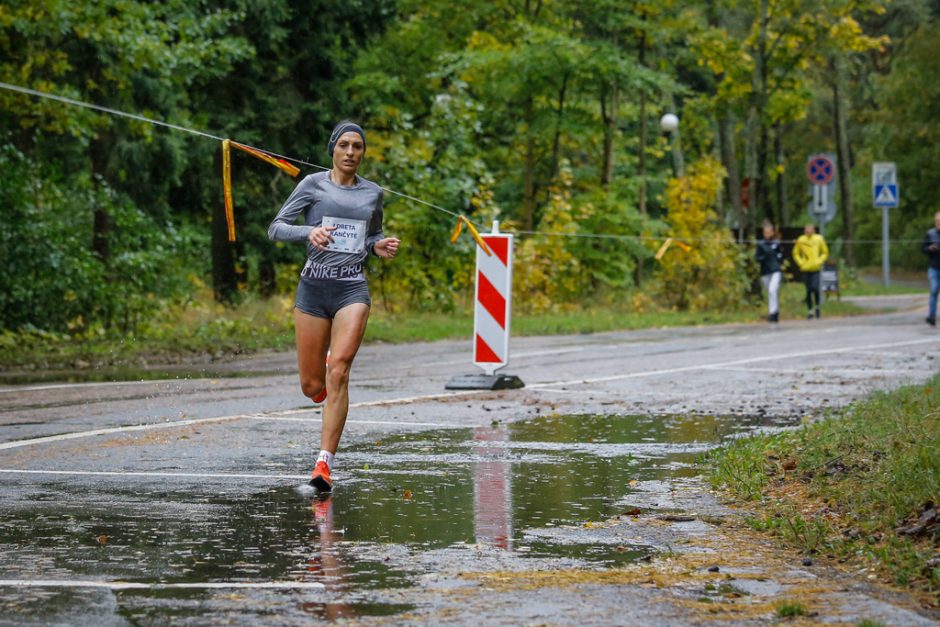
[
  {"x1": 806, "y1": 153, "x2": 837, "y2": 224},
  {"x1": 807, "y1": 155, "x2": 835, "y2": 185}
]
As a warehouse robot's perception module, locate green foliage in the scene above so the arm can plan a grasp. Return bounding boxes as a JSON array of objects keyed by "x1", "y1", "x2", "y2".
[
  {"x1": 855, "y1": 19, "x2": 940, "y2": 270},
  {"x1": 710, "y1": 374, "x2": 940, "y2": 596},
  {"x1": 0, "y1": 144, "x2": 204, "y2": 333},
  {"x1": 1, "y1": 0, "x2": 938, "y2": 335}
]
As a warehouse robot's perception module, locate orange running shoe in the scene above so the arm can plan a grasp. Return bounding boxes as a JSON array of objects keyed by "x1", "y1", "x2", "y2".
[{"x1": 310, "y1": 461, "x2": 332, "y2": 492}]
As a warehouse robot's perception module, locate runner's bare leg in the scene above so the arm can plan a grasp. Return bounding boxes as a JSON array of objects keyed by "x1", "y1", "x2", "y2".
[
  {"x1": 294, "y1": 309, "x2": 331, "y2": 401},
  {"x1": 321, "y1": 303, "x2": 370, "y2": 453}
]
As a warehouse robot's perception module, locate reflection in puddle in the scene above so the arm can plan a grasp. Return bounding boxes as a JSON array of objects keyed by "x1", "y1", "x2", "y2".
[{"x1": 0, "y1": 412, "x2": 796, "y2": 622}]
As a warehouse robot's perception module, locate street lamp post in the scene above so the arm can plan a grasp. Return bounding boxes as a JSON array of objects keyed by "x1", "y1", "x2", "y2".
[{"x1": 660, "y1": 113, "x2": 684, "y2": 177}]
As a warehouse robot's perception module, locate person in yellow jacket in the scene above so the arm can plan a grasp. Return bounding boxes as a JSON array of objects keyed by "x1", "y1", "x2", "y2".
[{"x1": 793, "y1": 223, "x2": 829, "y2": 319}]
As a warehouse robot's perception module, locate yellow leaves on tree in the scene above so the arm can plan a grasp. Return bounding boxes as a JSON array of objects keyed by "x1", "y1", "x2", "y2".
[{"x1": 656, "y1": 159, "x2": 749, "y2": 312}]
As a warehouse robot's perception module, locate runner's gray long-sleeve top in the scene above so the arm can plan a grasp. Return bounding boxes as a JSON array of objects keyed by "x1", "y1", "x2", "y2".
[{"x1": 268, "y1": 171, "x2": 384, "y2": 268}]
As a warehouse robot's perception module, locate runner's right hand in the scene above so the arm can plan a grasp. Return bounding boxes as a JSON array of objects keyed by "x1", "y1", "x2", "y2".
[{"x1": 310, "y1": 225, "x2": 337, "y2": 249}]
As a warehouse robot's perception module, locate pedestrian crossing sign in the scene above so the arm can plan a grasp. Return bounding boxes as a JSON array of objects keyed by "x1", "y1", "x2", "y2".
[{"x1": 873, "y1": 183, "x2": 899, "y2": 208}]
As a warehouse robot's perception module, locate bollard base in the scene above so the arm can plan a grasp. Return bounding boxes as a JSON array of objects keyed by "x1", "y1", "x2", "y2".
[{"x1": 444, "y1": 373, "x2": 525, "y2": 390}]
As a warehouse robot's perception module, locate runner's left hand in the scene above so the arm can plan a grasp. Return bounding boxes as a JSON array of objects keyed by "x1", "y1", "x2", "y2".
[{"x1": 374, "y1": 238, "x2": 400, "y2": 259}]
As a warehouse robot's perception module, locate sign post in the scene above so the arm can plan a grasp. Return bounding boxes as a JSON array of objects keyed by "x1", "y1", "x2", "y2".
[
  {"x1": 872, "y1": 162, "x2": 899, "y2": 287},
  {"x1": 807, "y1": 154, "x2": 837, "y2": 310}
]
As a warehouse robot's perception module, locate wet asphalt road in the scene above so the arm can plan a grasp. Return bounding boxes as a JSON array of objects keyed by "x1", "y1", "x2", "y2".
[{"x1": 0, "y1": 296, "x2": 937, "y2": 625}]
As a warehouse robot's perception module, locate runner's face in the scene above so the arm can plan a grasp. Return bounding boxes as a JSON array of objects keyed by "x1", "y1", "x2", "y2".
[
  {"x1": 762, "y1": 225, "x2": 774, "y2": 239},
  {"x1": 934, "y1": 212, "x2": 940, "y2": 230},
  {"x1": 333, "y1": 132, "x2": 364, "y2": 175}
]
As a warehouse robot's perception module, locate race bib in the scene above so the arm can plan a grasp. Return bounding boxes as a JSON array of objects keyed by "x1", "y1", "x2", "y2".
[{"x1": 322, "y1": 216, "x2": 366, "y2": 254}]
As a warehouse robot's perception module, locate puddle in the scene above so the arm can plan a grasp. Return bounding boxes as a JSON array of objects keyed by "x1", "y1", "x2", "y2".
[{"x1": 0, "y1": 413, "x2": 797, "y2": 622}]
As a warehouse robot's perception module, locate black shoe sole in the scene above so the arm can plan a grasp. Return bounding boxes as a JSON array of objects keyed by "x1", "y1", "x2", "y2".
[{"x1": 310, "y1": 476, "x2": 332, "y2": 492}]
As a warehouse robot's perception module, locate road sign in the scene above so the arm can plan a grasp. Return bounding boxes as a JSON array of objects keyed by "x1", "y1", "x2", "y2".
[
  {"x1": 872, "y1": 162, "x2": 899, "y2": 208},
  {"x1": 808, "y1": 182, "x2": 837, "y2": 225},
  {"x1": 807, "y1": 154, "x2": 835, "y2": 185},
  {"x1": 872, "y1": 162, "x2": 899, "y2": 288},
  {"x1": 807, "y1": 153, "x2": 837, "y2": 225},
  {"x1": 873, "y1": 185, "x2": 898, "y2": 207}
]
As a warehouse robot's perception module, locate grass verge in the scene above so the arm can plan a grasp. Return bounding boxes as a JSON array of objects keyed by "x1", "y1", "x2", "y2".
[
  {"x1": 709, "y1": 375, "x2": 940, "y2": 604},
  {"x1": 0, "y1": 282, "x2": 884, "y2": 375}
]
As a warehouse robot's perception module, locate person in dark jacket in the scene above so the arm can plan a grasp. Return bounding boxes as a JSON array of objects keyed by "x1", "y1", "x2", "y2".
[
  {"x1": 756, "y1": 221, "x2": 784, "y2": 323},
  {"x1": 921, "y1": 212, "x2": 940, "y2": 326}
]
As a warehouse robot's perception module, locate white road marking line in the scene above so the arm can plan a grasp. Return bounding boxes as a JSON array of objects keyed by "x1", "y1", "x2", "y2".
[
  {"x1": 0, "y1": 393, "x2": 477, "y2": 451},
  {"x1": 249, "y1": 416, "x2": 451, "y2": 428},
  {"x1": 0, "y1": 336, "x2": 933, "y2": 452},
  {"x1": 705, "y1": 367, "x2": 806, "y2": 374},
  {"x1": 0, "y1": 579, "x2": 324, "y2": 590},
  {"x1": 0, "y1": 414, "x2": 257, "y2": 452},
  {"x1": 526, "y1": 337, "x2": 936, "y2": 389},
  {"x1": 0, "y1": 469, "x2": 308, "y2": 481},
  {"x1": 0, "y1": 467, "x2": 452, "y2": 481},
  {"x1": 420, "y1": 346, "x2": 584, "y2": 368}
]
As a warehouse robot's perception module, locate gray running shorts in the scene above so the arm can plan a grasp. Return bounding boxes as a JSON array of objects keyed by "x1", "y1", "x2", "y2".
[{"x1": 295, "y1": 279, "x2": 371, "y2": 320}]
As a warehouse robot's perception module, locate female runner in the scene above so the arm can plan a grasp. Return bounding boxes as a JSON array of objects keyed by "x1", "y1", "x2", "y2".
[{"x1": 268, "y1": 121, "x2": 400, "y2": 491}]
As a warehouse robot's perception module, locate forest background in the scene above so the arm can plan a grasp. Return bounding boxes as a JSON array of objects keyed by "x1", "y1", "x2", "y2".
[{"x1": 2, "y1": 0, "x2": 938, "y2": 356}]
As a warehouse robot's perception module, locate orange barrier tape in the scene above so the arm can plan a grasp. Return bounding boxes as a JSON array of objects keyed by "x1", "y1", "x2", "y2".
[
  {"x1": 450, "y1": 216, "x2": 492, "y2": 256},
  {"x1": 450, "y1": 218, "x2": 464, "y2": 243},
  {"x1": 222, "y1": 139, "x2": 235, "y2": 242},
  {"x1": 654, "y1": 237, "x2": 691, "y2": 261},
  {"x1": 654, "y1": 237, "x2": 672, "y2": 260},
  {"x1": 231, "y1": 141, "x2": 300, "y2": 178},
  {"x1": 222, "y1": 139, "x2": 301, "y2": 242}
]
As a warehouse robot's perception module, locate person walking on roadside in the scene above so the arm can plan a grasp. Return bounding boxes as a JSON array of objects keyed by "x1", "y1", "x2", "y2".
[
  {"x1": 793, "y1": 223, "x2": 829, "y2": 319},
  {"x1": 268, "y1": 121, "x2": 401, "y2": 492},
  {"x1": 756, "y1": 221, "x2": 784, "y2": 323},
  {"x1": 921, "y1": 211, "x2": 940, "y2": 327}
]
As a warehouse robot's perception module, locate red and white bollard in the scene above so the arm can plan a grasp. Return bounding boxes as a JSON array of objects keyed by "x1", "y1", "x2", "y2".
[{"x1": 446, "y1": 221, "x2": 524, "y2": 390}]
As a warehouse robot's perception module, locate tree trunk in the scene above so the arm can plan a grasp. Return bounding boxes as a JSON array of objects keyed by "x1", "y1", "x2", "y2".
[
  {"x1": 718, "y1": 114, "x2": 744, "y2": 240},
  {"x1": 833, "y1": 56, "x2": 855, "y2": 266},
  {"x1": 212, "y1": 148, "x2": 238, "y2": 303},
  {"x1": 774, "y1": 123, "x2": 788, "y2": 228},
  {"x1": 744, "y1": 0, "x2": 769, "y2": 235},
  {"x1": 551, "y1": 73, "x2": 569, "y2": 183},
  {"x1": 522, "y1": 96, "x2": 537, "y2": 230},
  {"x1": 90, "y1": 135, "x2": 112, "y2": 263},
  {"x1": 600, "y1": 80, "x2": 617, "y2": 188},
  {"x1": 638, "y1": 90, "x2": 648, "y2": 214},
  {"x1": 758, "y1": 121, "x2": 771, "y2": 221}
]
